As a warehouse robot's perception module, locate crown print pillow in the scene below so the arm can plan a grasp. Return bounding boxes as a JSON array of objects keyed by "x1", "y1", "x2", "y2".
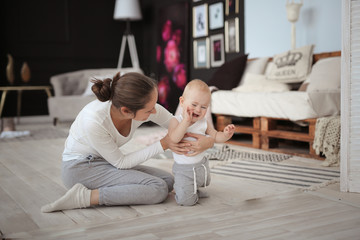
[{"x1": 266, "y1": 45, "x2": 314, "y2": 83}]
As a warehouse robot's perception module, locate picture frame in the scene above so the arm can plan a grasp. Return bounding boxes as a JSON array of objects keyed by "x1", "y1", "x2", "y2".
[
  {"x1": 225, "y1": 17, "x2": 239, "y2": 53},
  {"x1": 225, "y1": 0, "x2": 239, "y2": 16},
  {"x1": 210, "y1": 34, "x2": 225, "y2": 67},
  {"x1": 193, "y1": 38, "x2": 210, "y2": 69},
  {"x1": 193, "y1": 4, "x2": 208, "y2": 38},
  {"x1": 209, "y1": 2, "x2": 224, "y2": 30}
]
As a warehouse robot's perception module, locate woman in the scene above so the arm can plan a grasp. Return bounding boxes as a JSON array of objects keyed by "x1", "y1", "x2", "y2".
[{"x1": 41, "y1": 72, "x2": 214, "y2": 212}]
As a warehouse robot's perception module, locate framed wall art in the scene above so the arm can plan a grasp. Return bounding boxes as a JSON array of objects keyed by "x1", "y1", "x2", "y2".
[
  {"x1": 225, "y1": 17, "x2": 239, "y2": 53},
  {"x1": 193, "y1": 38, "x2": 210, "y2": 69},
  {"x1": 225, "y1": 0, "x2": 239, "y2": 16},
  {"x1": 210, "y1": 34, "x2": 225, "y2": 67},
  {"x1": 193, "y1": 4, "x2": 208, "y2": 38},
  {"x1": 209, "y1": 2, "x2": 224, "y2": 30}
]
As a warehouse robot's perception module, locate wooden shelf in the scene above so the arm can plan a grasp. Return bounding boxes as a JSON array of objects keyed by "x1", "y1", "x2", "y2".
[
  {"x1": 215, "y1": 115, "x2": 322, "y2": 159},
  {"x1": 216, "y1": 115, "x2": 261, "y2": 149},
  {"x1": 263, "y1": 130, "x2": 313, "y2": 142}
]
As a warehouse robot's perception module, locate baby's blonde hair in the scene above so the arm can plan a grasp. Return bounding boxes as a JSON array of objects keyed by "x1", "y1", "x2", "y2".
[{"x1": 182, "y1": 79, "x2": 211, "y2": 98}]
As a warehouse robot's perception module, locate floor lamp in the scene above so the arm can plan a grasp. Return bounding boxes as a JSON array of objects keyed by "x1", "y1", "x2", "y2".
[
  {"x1": 286, "y1": 0, "x2": 303, "y2": 50},
  {"x1": 114, "y1": 0, "x2": 142, "y2": 69}
]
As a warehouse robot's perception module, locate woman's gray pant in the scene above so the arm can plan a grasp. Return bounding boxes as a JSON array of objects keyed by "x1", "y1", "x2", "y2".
[
  {"x1": 172, "y1": 157, "x2": 211, "y2": 206},
  {"x1": 62, "y1": 156, "x2": 174, "y2": 206}
]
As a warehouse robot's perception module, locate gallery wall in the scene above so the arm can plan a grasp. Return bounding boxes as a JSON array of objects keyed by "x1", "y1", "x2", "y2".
[
  {"x1": 190, "y1": 0, "x2": 245, "y2": 84},
  {"x1": 244, "y1": 0, "x2": 341, "y2": 58}
]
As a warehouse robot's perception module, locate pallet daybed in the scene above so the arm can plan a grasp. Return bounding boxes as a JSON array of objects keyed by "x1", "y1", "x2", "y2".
[{"x1": 212, "y1": 51, "x2": 341, "y2": 159}]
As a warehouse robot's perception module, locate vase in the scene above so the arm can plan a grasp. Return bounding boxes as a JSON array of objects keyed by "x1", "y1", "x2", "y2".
[
  {"x1": 21, "y1": 62, "x2": 31, "y2": 84},
  {"x1": 6, "y1": 54, "x2": 15, "y2": 85}
]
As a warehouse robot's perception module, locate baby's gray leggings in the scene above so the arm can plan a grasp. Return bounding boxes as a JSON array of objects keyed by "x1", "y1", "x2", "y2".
[
  {"x1": 62, "y1": 156, "x2": 174, "y2": 206},
  {"x1": 172, "y1": 157, "x2": 211, "y2": 206}
]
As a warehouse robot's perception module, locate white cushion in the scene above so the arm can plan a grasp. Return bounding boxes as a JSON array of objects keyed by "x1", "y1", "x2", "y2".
[
  {"x1": 238, "y1": 57, "x2": 269, "y2": 86},
  {"x1": 264, "y1": 61, "x2": 274, "y2": 76},
  {"x1": 245, "y1": 57, "x2": 269, "y2": 74},
  {"x1": 233, "y1": 73, "x2": 290, "y2": 93},
  {"x1": 306, "y1": 56, "x2": 341, "y2": 92},
  {"x1": 266, "y1": 45, "x2": 314, "y2": 83}
]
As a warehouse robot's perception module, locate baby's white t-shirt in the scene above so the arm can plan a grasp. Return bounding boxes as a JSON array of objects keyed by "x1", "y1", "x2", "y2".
[{"x1": 172, "y1": 114, "x2": 207, "y2": 164}]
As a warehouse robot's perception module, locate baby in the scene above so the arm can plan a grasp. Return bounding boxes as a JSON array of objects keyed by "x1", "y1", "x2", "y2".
[{"x1": 168, "y1": 79, "x2": 235, "y2": 206}]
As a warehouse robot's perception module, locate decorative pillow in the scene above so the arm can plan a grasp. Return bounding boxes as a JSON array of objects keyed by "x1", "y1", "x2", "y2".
[
  {"x1": 232, "y1": 73, "x2": 291, "y2": 93},
  {"x1": 207, "y1": 54, "x2": 248, "y2": 90},
  {"x1": 238, "y1": 57, "x2": 269, "y2": 86},
  {"x1": 244, "y1": 57, "x2": 269, "y2": 74},
  {"x1": 82, "y1": 74, "x2": 114, "y2": 96},
  {"x1": 306, "y1": 56, "x2": 341, "y2": 92},
  {"x1": 266, "y1": 45, "x2": 314, "y2": 83},
  {"x1": 264, "y1": 61, "x2": 274, "y2": 76}
]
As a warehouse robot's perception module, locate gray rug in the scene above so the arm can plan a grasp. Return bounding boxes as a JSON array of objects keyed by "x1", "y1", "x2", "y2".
[
  {"x1": 211, "y1": 160, "x2": 340, "y2": 190},
  {"x1": 0, "y1": 127, "x2": 68, "y2": 142},
  {"x1": 154, "y1": 144, "x2": 292, "y2": 162},
  {"x1": 206, "y1": 145, "x2": 292, "y2": 162},
  {"x1": 154, "y1": 144, "x2": 339, "y2": 190}
]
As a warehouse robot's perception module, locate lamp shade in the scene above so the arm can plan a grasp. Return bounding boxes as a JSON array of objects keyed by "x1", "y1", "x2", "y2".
[{"x1": 114, "y1": 0, "x2": 142, "y2": 20}]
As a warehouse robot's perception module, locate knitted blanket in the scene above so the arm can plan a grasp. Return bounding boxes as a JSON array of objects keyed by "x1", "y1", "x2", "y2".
[{"x1": 313, "y1": 116, "x2": 341, "y2": 167}]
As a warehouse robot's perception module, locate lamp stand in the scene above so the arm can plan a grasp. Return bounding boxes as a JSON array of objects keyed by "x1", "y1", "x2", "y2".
[
  {"x1": 291, "y1": 23, "x2": 296, "y2": 50},
  {"x1": 117, "y1": 20, "x2": 140, "y2": 69}
]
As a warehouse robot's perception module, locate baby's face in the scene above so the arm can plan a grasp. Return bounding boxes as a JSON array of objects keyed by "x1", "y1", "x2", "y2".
[{"x1": 181, "y1": 89, "x2": 210, "y2": 123}]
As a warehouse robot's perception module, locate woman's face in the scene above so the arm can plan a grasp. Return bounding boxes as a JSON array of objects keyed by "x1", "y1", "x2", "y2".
[{"x1": 133, "y1": 88, "x2": 158, "y2": 121}]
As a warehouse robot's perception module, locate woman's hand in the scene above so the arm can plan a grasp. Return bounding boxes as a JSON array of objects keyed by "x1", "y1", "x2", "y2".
[
  {"x1": 183, "y1": 132, "x2": 215, "y2": 157},
  {"x1": 160, "y1": 134, "x2": 191, "y2": 155}
]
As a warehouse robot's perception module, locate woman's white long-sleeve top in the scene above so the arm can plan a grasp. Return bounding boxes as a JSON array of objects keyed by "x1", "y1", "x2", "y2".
[{"x1": 62, "y1": 100, "x2": 173, "y2": 169}]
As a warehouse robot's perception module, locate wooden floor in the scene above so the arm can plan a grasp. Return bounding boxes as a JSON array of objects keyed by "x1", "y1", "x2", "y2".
[{"x1": 0, "y1": 119, "x2": 359, "y2": 240}]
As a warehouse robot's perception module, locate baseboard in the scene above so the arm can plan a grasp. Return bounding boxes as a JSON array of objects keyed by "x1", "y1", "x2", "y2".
[{"x1": 14, "y1": 115, "x2": 52, "y2": 125}]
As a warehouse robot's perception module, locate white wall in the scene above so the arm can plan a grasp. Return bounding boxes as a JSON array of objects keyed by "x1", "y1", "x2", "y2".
[
  {"x1": 245, "y1": 0, "x2": 341, "y2": 58},
  {"x1": 341, "y1": 0, "x2": 360, "y2": 193}
]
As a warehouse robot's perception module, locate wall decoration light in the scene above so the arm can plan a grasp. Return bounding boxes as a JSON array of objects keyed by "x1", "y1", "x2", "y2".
[{"x1": 286, "y1": 0, "x2": 303, "y2": 50}]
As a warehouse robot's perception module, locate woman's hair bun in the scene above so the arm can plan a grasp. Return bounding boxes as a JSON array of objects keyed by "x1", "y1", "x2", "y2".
[{"x1": 91, "y1": 77, "x2": 112, "y2": 102}]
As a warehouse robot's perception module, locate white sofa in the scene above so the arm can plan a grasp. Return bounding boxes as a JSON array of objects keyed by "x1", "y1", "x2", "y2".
[
  {"x1": 48, "y1": 68, "x2": 143, "y2": 125},
  {"x1": 210, "y1": 50, "x2": 341, "y2": 158},
  {"x1": 212, "y1": 49, "x2": 341, "y2": 121}
]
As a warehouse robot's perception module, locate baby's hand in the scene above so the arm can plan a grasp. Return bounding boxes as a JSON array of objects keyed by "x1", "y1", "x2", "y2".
[
  {"x1": 223, "y1": 124, "x2": 235, "y2": 138},
  {"x1": 183, "y1": 106, "x2": 193, "y2": 123}
]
